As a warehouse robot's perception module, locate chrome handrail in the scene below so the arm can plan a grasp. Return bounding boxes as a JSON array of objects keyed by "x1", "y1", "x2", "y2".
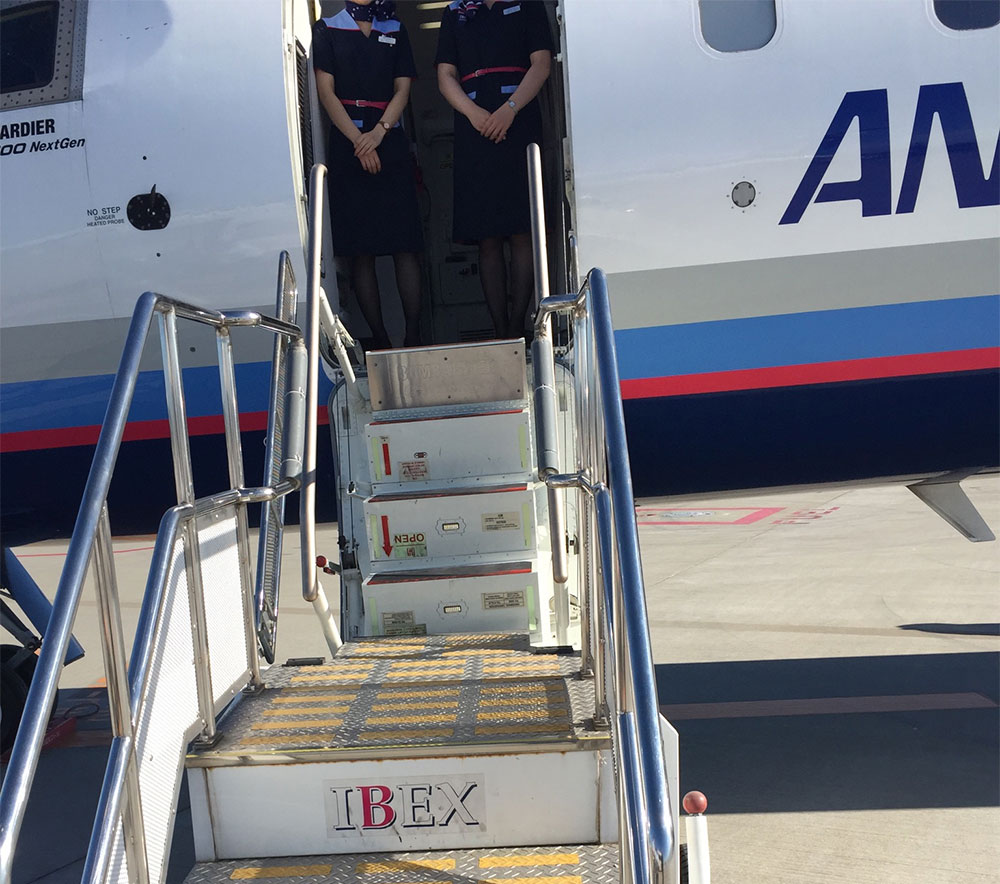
[
  {"x1": 534, "y1": 268, "x2": 676, "y2": 880},
  {"x1": 300, "y1": 163, "x2": 343, "y2": 655},
  {"x1": 0, "y1": 290, "x2": 303, "y2": 882},
  {"x1": 83, "y1": 483, "x2": 296, "y2": 883}
]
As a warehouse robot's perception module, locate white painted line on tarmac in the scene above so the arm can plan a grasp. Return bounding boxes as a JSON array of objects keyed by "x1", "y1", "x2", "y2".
[{"x1": 660, "y1": 692, "x2": 997, "y2": 720}]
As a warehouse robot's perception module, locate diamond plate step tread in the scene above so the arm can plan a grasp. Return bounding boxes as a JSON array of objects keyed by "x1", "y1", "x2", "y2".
[
  {"x1": 189, "y1": 634, "x2": 605, "y2": 759},
  {"x1": 183, "y1": 843, "x2": 619, "y2": 884}
]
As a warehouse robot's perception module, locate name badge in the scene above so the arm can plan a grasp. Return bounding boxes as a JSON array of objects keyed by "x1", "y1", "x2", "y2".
[
  {"x1": 378, "y1": 34, "x2": 397, "y2": 44},
  {"x1": 503, "y1": 4, "x2": 520, "y2": 13}
]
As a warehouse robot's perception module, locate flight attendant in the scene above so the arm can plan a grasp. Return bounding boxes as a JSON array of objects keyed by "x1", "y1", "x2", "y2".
[
  {"x1": 313, "y1": 0, "x2": 424, "y2": 349},
  {"x1": 436, "y1": 0, "x2": 553, "y2": 338}
]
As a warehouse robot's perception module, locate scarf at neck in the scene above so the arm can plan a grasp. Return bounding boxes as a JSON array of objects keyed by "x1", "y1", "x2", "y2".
[{"x1": 345, "y1": 1, "x2": 396, "y2": 23}]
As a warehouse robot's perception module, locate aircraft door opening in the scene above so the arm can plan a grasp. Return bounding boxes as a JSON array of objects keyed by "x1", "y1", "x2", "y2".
[{"x1": 315, "y1": 0, "x2": 570, "y2": 349}]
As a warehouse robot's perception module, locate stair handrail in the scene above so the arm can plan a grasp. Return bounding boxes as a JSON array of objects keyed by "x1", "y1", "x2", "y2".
[
  {"x1": 300, "y1": 163, "x2": 344, "y2": 654},
  {"x1": 536, "y1": 270, "x2": 675, "y2": 882},
  {"x1": 0, "y1": 291, "x2": 302, "y2": 883}
]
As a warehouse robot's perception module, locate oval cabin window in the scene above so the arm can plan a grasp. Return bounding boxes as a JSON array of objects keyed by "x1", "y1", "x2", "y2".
[
  {"x1": 933, "y1": 0, "x2": 1000, "y2": 30},
  {"x1": 698, "y1": 0, "x2": 777, "y2": 52}
]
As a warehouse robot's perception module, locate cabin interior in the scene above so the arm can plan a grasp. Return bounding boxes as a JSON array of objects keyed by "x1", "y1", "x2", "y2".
[{"x1": 315, "y1": 0, "x2": 570, "y2": 349}]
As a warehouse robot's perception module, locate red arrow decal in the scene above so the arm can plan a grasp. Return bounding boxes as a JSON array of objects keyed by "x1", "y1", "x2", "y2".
[
  {"x1": 381, "y1": 515, "x2": 393, "y2": 557},
  {"x1": 382, "y1": 442, "x2": 392, "y2": 476}
]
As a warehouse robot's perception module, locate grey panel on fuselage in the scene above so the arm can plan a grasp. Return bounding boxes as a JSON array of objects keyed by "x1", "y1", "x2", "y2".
[
  {"x1": 0, "y1": 305, "x2": 281, "y2": 384},
  {"x1": 606, "y1": 238, "x2": 1000, "y2": 330}
]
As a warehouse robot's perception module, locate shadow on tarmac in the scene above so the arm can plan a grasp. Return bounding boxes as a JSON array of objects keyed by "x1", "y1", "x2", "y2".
[{"x1": 658, "y1": 651, "x2": 1000, "y2": 814}]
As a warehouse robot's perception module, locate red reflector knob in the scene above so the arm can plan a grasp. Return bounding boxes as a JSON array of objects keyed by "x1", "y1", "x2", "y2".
[
  {"x1": 683, "y1": 791, "x2": 708, "y2": 815},
  {"x1": 316, "y1": 555, "x2": 327, "y2": 568}
]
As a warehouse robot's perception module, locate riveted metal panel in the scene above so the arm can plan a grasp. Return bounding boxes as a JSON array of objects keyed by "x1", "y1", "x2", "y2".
[{"x1": 367, "y1": 341, "x2": 528, "y2": 411}]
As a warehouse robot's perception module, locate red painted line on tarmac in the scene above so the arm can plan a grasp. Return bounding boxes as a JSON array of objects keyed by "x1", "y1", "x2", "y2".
[
  {"x1": 660, "y1": 692, "x2": 997, "y2": 721},
  {"x1": 621, "y1": 348, "x2": 1000, "y2": 400},
  {"x1": 636, "y1": 507, "x2": 784, "y2": 525}
]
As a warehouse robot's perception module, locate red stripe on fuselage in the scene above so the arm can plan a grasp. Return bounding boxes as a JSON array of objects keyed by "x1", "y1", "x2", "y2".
[
  {"x1": 620, "y1": 348, "x2": 999, "y2": 400},
  {"x1": 0, "y1": 409, "x2": 330, "y2": 453}
]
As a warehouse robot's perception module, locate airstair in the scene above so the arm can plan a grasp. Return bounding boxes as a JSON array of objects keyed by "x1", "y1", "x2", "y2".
[{"x1": 0, "y1": 156, "x2": 706, "y2": 883}]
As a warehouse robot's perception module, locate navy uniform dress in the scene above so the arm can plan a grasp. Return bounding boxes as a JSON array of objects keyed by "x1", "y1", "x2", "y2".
[
  {"x1": 435, "y1": 1, "x2": 554, "y2": 242},
  {"x1": 313, "y1": 11, "x2": 423, "y2": 256}
]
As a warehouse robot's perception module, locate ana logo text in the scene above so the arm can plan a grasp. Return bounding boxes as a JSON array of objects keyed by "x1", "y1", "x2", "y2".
[{"x1": 781, "y1": 82, "x2": 999, "y2": 224}]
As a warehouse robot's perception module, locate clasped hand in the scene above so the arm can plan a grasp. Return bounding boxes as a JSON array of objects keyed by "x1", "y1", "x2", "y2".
[
  {"x1": 354, "y1": 126, "x2": 385, "y2": 174},
  {"x1": 471, "y1": 104, "x2": 515, "y2": 143}
]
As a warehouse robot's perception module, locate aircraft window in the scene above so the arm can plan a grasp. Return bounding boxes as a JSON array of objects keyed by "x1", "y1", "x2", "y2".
[
  {"x1": 698, "y1": 0, "x2": 776, "y2": 52},
  {"x1": 1, "y1": 0, "x2": 85, "y2": 109},
  {"x1": 933, "y1": 0, "x2": 1000, "y2": 29}
]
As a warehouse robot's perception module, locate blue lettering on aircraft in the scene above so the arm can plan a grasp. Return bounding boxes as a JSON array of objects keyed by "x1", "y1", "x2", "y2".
[{"x1": 781, "y1": 83, "x2": 999, "y2": 225}]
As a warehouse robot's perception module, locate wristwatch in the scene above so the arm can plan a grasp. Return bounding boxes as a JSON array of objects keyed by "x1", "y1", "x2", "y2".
[
  {"x1": 378, "y1": 120, "x2": 391, "y2": 132},
  {"x1": 507, "y1": 99, "x2": 517, "y2": 111}
]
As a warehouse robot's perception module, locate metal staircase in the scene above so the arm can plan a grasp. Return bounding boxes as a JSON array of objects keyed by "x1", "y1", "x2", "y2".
[{"x1": 0, "y1": 156, "x2": 701, "y2": 883}]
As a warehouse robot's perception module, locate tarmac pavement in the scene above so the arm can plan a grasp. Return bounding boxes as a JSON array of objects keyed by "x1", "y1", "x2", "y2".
[{"x1": 4, "y1": 476, "x2": 998, "y2": 883}]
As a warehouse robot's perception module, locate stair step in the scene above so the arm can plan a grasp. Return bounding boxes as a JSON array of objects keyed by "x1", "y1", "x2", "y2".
[
  {"x1": 365, "y1": 408, "x2": 532, "y2": 488},
  {"x1": 186, "y1": 636, "x2": 614, "y2": 860},
  {"x1": 364, "y1": 484, "x2": 540, "y2": 565},
  {"x1": 188, "y1": 634, "x2": 601, "y2": 759},
  {"x1": 362, "y1": 562, "x2": 542, "y2": 638},
  {"x1": 185, "y1": 843, "x2": 619, "y2": 884}
]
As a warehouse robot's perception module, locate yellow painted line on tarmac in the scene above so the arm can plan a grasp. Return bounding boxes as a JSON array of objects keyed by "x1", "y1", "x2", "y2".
[
  {"x1": 357, "y1": 858, "x2": 456, "y2": 873},
  {"x1": 475, "y1": 723, "x2": 570, "y2": 735},
  {"x1": 480, "y1": 853, "x2": 580, "y2": 868},
  {"x1": 358, "y1": 728, "x2": 454, "y2": 740},
  {"x1": 367, "y1": 713, "x2": 456, "y2": 725},
  {"x1": 378, "y1": 688, "x2": 460, "y2": 698},
  {"x1": 250, "y1": 718, "x2": 343, "y2": 730},
  {"x1": 231, "y1": 865, "x2": 332, "y2": 879},
  {"x1": 371, "y1": 701, "x2": 459, "y2": 711}
]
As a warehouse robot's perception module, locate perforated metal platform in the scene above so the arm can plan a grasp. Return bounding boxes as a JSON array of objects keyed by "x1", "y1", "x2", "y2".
[
  {"x1": 184, "y1": 843, "x2": 619, "y2": 884},
  {"x1": 188, "y1": 634, "x2": 607, "y2": 761}
]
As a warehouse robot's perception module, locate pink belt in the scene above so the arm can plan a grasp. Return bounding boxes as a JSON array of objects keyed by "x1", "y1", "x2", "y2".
[
  {"x1": 339, "y1": 98, "x2": 389, "y2": 109},
  {"x1": 460, "y1": 66, "x2": 527, "y2": 83}
]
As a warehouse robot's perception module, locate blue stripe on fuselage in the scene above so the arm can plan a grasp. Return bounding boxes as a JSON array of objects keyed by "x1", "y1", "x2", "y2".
[{"x1": 614, "y1": 295, "x2": 1000, "y2": 381}]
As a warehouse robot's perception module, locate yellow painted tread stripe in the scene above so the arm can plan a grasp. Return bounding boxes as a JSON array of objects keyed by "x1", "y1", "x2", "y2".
[
  {"x1": 272, "y1": 693, "x2": 356, "y2": 702},
  {"x1": 357, "y1": 858, "x2": 456, "y2": 872},
  {"x1": 359, "y1": 728, "x2": 454, "y2": 740},
  {"x1": 371, "y1": 701, "x2": 459, "y2": 711},
  {"x1": 378, "y1": 688, "x2": 459, "y2": 698},
  {"x1": 480, "y1": 853, "x2": 580, "y2": 868},
  {"x1": 250, "y1": 718, "x2": 343, "y2": 730},
  {"x1": 476, "y1": 723, "x2": 571, "y2": 735},
  {"x1": 479, "y1": 697, "x2": 568, "y2": 708},
  {"x1": 230, "y1": 865, "x2": 331, "y2": 879},
  {"x1": 236, "y1": 733, "x2": 340, "y2": 747},
  {"x1": 262, "y1": 706, "x2": 350, "y2": 716},
  {"x1": 477, "y1": 710, "x2": 568, "y2": 721},
  {"x1": 478, "y1": 878, "x2": 581, "y2": 884},
  {"x1": 366, "y1": 713, "x2": 456, "y2": 725},
  {"x1": 481, "y1": 684, "x2": 566, "y2": 694}
]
